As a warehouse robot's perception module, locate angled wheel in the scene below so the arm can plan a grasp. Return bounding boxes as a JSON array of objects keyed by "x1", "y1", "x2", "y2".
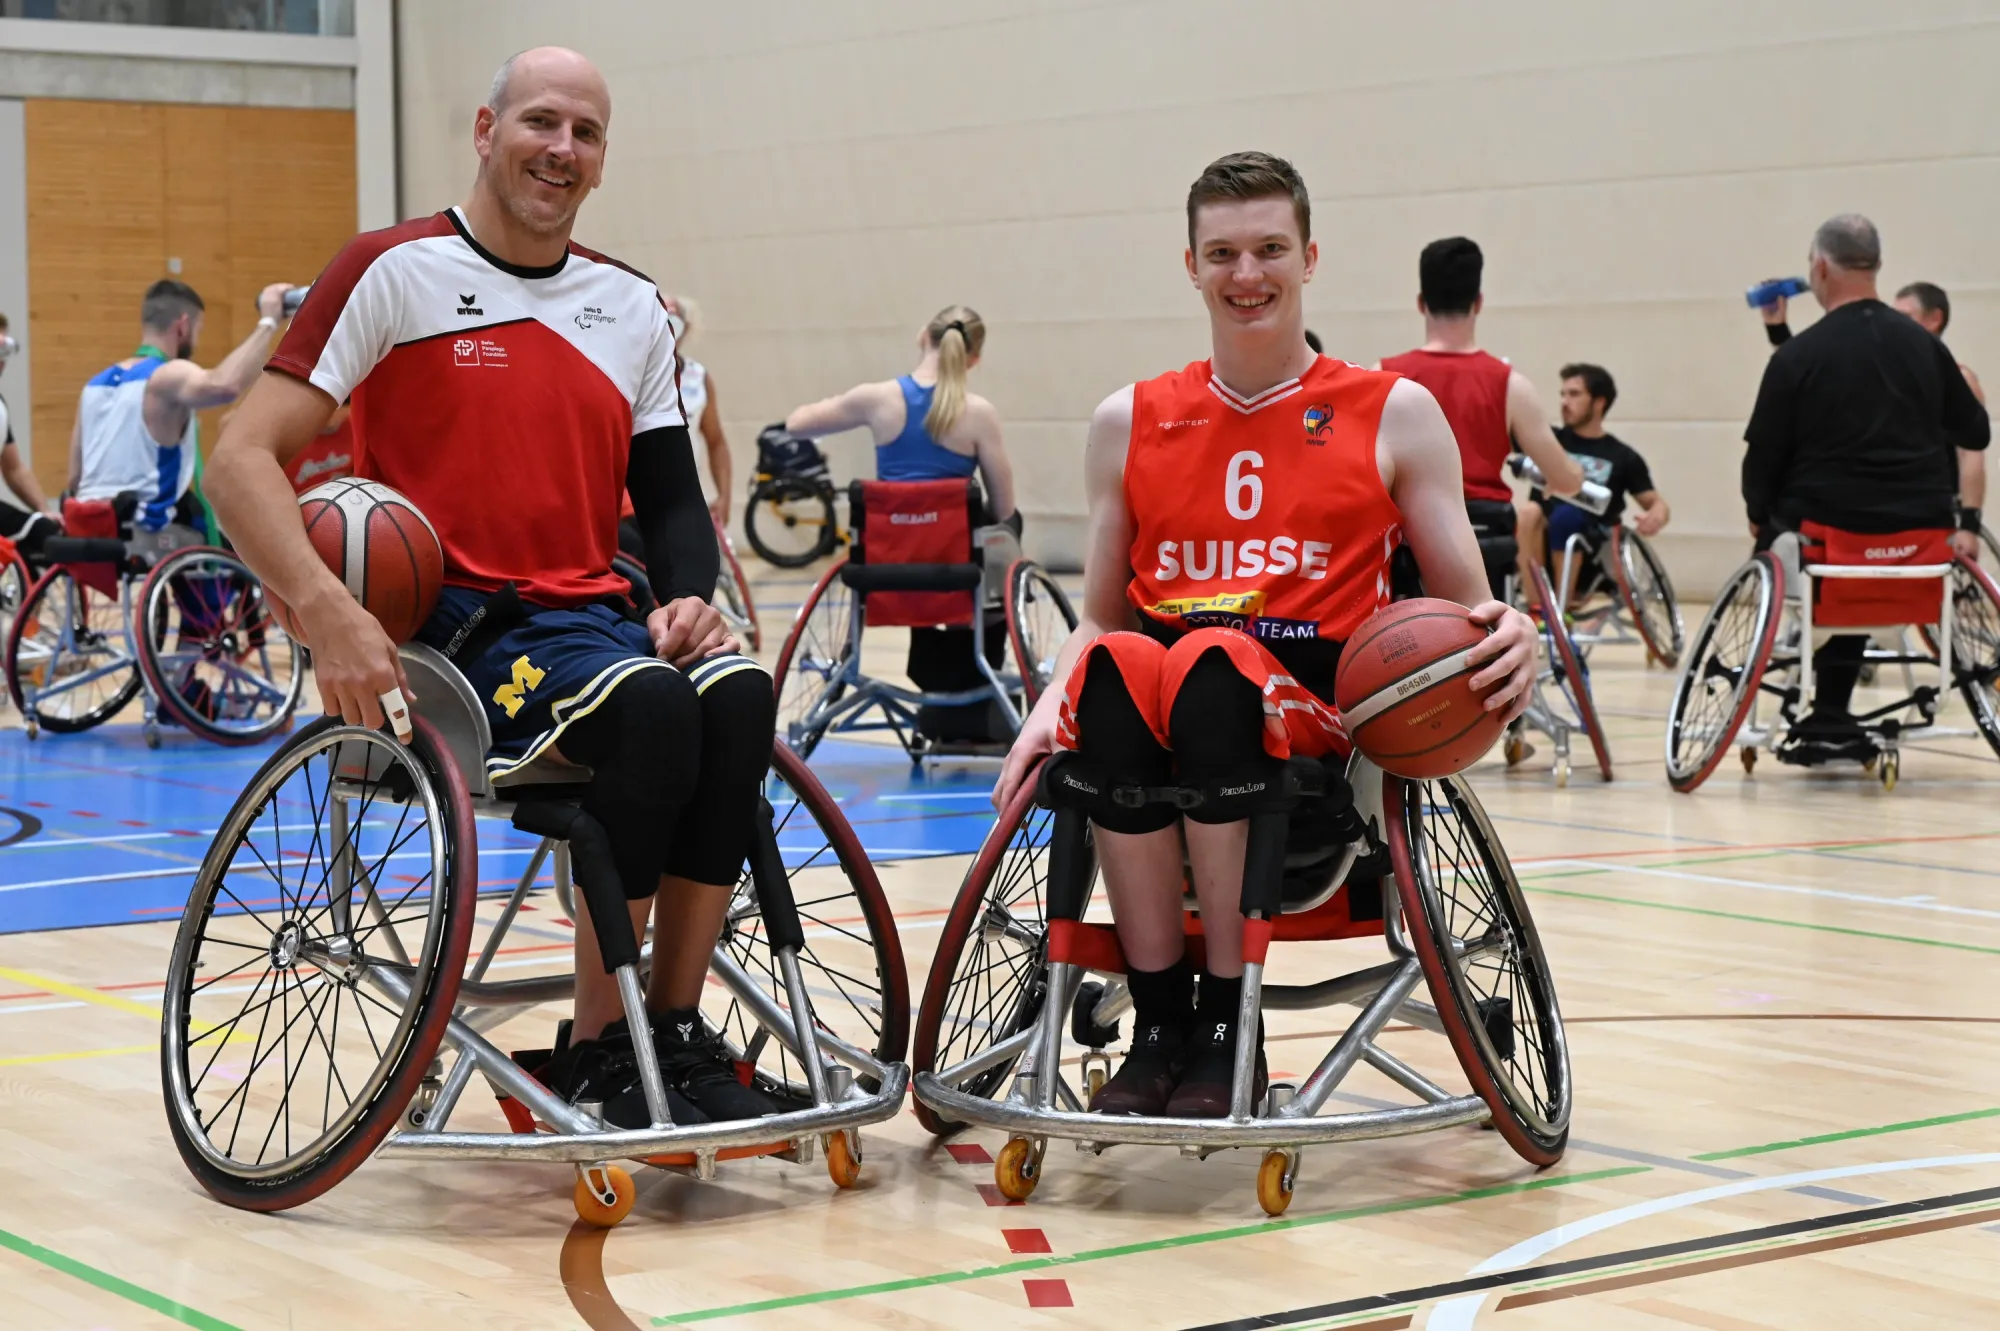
[
  {"x1": 911, "y1": 758, "x2": 1057, "y2": 1136},
  {"x1": 137, "y1": 547, "x2": 304, "y2": 745},
  {"x1": 1528, "y1": 564, "x2": 1612, "y2": 781},
  {"x1": 1610, "y1": 527, "x2": 1684, "y2": 667},
  {"x1": 771, "y1": 557, "x2": 856, "y2": 758},
  {"x1": 714, "y1": 518, "x2": 763, "y2": 653},
  {"x1": 1945, "y1": 553, "x2": 2000, "y2": 759},
  {"x1": 4, "y1": 565, "x2": 141, "y2": 732},
  {"x1": 1386, "y1": 772, "x2": 1569, "y2": 1166},
  {"x1": 744, "y1": 476, "x2": 837, "y2": 569},
  {"x1": 703, "y1": 742, "x2": 909, "y2": 1102},
  {"x1": 1665, "y1": 554, "x2": 1784, "y2": 792},
  {"x1": 1004, "y1": 560, "x2": 1077, "y2": 709},
  {"x1": 161, "y1": 716, "x2": 477, "y2": 1210}
]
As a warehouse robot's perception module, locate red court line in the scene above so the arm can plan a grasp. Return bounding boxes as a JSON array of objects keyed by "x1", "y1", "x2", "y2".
[
  {"x1": 975, "y1": 1184, "x2": 1024, "y2": 1208},
  {"x1": 946, "y1": 1142, "x2": 993, "y2": 1165},
  {"x1": 1004, "y1": 1229, "x2": 1052, "y2": 1254}
]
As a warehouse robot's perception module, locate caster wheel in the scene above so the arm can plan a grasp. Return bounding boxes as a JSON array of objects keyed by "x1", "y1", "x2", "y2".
[
  {"x1": 574, "y1": 1165, "x2": 636, "y2": 1227},
  {"x1": 1256, "y1": 1151, "x2": 1294, "y2": 1217},
  {"x1": 25, "y1": 723, "x2": 38, "y2": 741},
  {"x1": 1086, "y1": 1066, "x2": 1107, "y2": 1102},
  {"x1": 1503, "y1": 735, "x2": 1526, "y2": 767},
  {"x1": 145, "y1": 727, "x2": 162, "y2": 750},
  {"x1": 1554, "y1": 758, "x2": 1570, "y2": 789},
  {"x1": 825, "y1": 1130, "x2": 863, "y2": 1189},
  {"x1": 1880, "y1": 752, "x2": 1899, "y2": 792},
  {"x1": 1740, "y1": 745, "x2": 1757, "y2": 772},
  {"x1": 995, "y1": 1136, "x2": 1041, "y2": 1202}
]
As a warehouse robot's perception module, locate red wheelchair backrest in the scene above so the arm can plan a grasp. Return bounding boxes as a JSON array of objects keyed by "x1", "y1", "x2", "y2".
[
  {"x1": 1799, "y1": 522, "x2": 1952, "y2": 628},
  {"x1": 850, "y1": 479, "x2": 977, "y2": 628},
  {"x1": 60, "y1": 497, "x2": 123, "y2": 599}
]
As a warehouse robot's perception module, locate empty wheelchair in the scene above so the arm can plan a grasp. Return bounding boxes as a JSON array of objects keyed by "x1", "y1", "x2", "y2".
[
  {"x1": 912, "y1": 751, "x2": 1569, "y2": 1217},
  {"x1": 159, "y1": 642, "x2": 910, "y2": 1227},
  {"x1": 1667, "y1": 523, "x2": 2000, "y2": 792},
  {"x1": 773, "y1": 478, "x2": 1074, "y2": 762},
  {"x1": 3, "y1": 497, "x2": 302, "y2": 746},
  {"x1": 1549, "y1": 521, "x2": 1684, "y2": 668}
]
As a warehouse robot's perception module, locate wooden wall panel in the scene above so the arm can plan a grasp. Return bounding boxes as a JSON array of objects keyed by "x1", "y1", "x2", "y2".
[{"x1": 24, "y1": 100, "x2": 357, "y2": 499}]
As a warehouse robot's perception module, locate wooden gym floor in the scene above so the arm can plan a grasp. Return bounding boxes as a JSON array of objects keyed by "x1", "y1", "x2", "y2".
[{"x1": 3, "y1": 563, "x2": 1999, "y2": 1330}]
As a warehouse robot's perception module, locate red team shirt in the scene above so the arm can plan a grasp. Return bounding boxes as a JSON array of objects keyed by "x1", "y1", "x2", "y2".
[
  {"x1": 1377, "y1": 348, "x2": 1514, "y2": 503},
  {"x1": 269, "y1": 209, "x2": 684, "y2": 607}
]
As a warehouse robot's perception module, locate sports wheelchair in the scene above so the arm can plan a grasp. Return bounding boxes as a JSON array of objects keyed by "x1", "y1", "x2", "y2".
[
  {"x1": 159, "y1": 643, "x2": 910, "y2": 1227},
  {"x1": 3, "y1": 497, "x2": 302, "y2": 747},
  {"x1": 743, "y1": 424, "x2": 841, "y2": 569},
  {"x1": 614, "y1": 516, "x2": 762, "y2": 653},
  {"x1": 773, "y1": 478, "x2": 1075, "y2": 762},
  {"x1": 1548, "y1": 519, "x2": 1683, "y2": 668},
  {"x1": 1667, "y1": 524, "x2": 2000, "y2": 792},
  {"x1": 911, "y1": 752, "x2": 1569, "y2": 1216}
]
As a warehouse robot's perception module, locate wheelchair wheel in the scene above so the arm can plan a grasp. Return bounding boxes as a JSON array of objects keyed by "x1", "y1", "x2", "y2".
[
  {"x1": 161, "y1": 716, "x2": 477, "y2": 1210},
  {"x1": 911, "y1": 760, "x2": 1056, "y2": 1136},
  {"x1": 1945, "y1": 553, "x2": 2000, "y2": 759},
  {"x1": 136, "y1": 547, "x2": 304, "y2": 745},
  {"x1": 1981, "y1": 524, "x2": 2000, "y2": 577},
  {"x1": 4, "y1": 566, "x2": 141, "y2": 733},
  {"x1": 1528, "y1": 564, "x2": 1612, "y2": 781},
  {"x1": 1386, "y1": 773, "x2": 1570, "y2": 1165},
  {"x1": 745, "y1": 476, "x2": 838, "y2": 568},
  {"x1": 772, "y1": 557, "x2": 855, "y2": 758},
  {"x1": 704, "y1": 742, "x2": 909, "y2": 1102},
  {"x1": 715, "y1": 519, "x2": 763, "y2": 653},
  {"x1": 1004, "y1": 559, "x2": 1077, "y2": 708},
  {"x1": 0, "y1": 550, "x2": 25, "y2": 708},
  {"x1": 1665, "y1": 553, "x2": 1784, "y2": 792},
  {"x1": 1610, "y1": 527, "x2": 1683, "y2": 668}
]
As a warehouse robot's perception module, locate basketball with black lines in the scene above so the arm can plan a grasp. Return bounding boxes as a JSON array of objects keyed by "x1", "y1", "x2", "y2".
[
  {"x1": 1334, "y1": 598, "x2": 1503, "y2": 779},
  {"x1": 266, "y1": 478, "x2": 444, "y2": 647}
]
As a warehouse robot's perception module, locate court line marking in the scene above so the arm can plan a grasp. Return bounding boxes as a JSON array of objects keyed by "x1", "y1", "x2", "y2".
[
  {"x1": 646, "y1": 1167, "x2": 1650, "y2": 1324},
  {"x1": 1543, "y1": 857, "x2": 2000, "y2": 922},
  {"x1": 0, "y1": 1041, "x2": 156, "y2": 1067},
  {"x1": 0, "y1": 1221, "x2": 245, "y2": 1331},
  {"x1": 0, "y1": 843, "x2": 542, "y2": 894},
  {"x1": 0, "y1": 963, "x2": 165, "y2": 1018},
  {"x1": 1691, "y1": 1106, "x2": 2000, "y2": 1162},
  {"x1": 1523, "y1": 885, "x2": 2000, "y2": 956}
]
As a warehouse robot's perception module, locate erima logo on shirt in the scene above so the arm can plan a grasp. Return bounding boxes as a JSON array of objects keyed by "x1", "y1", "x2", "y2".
[
  {"x1": 456, "y1": 293, "x2": 483, "y2": 315},
  {"x1": 890, "y1": 511, "x2": 939, "y2": 525}
]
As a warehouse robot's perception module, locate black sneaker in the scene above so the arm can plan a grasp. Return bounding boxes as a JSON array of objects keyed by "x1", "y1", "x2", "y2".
[
  {"x1": 1090, "y1": 1018, "x2": 1188, "y2": 1116},
  {"x1": 1777, "y1": 711, "x2": 1877, "y2": 767},
  {"x1": 653, "y1": 1008, "x2": 779, "y2": 1121},
  {"x1": 526, "y1": 1018, "x2": 708, "y2": 1129},
  {"x1": 1164, "y1": 1018, "x2": 1266, "y2": 1119}
]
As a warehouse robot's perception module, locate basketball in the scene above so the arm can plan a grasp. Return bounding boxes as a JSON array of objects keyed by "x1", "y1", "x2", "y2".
[
  {"x1": 266, "y1": 478, "x2": 444, "y2": 647},
  {"x1": 1335, "y1": 598, "x2": 1504, "y2": 779}
]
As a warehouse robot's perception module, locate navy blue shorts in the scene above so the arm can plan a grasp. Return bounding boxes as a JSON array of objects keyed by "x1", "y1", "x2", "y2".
[{"x1": 1545, "y1": 504, "x2": 1608, "y2": 560}]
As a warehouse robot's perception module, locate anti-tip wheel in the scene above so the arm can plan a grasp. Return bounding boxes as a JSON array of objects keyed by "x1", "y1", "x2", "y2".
[
  {"x1": 1741, "y1": 745, "x2": 1757, "y2": 772},
  {"x1": 1880, "y1": 751, "x2": 1900, "y2": 792},
  {"x1": 145, "y1": 725, "x2": 162, "y2": 750},
  {"x1": 995, "y1": 1137, "x2": 1041, "y2": 1202},
  {"x1": 1554, "y1": 757, "x2": 1570, "y2": 789},
  {"x1": 574, "y1": 1165, "x2": 637, "y2": 1227},
  {"x1": 825, "y1": 1130, "x2": 863, "y2": 1189},
  {"x1": 1256, "y1": 1150, "x2": 1294, "y2": 1217}
]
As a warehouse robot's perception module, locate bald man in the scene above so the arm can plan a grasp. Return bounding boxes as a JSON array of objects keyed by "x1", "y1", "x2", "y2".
[{"x1": 206, "y1": 48, "x2": 780, "y2": 1127}]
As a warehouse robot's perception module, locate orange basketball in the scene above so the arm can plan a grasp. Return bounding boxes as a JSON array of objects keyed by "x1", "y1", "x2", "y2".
[
  {"x1": 1335, "y1": 599, "x2": 1504, "y2": 779},
  {"x1": 267, "y1": 478, "x2": 444, "y2": 647}
]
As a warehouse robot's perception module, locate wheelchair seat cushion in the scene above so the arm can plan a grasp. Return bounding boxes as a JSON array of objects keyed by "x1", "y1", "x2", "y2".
[
  {"x1": 1799, "y1": 521, "x2": 1953, "y2": 627},
  {"x1": 56, "y1": 497, "x2": 126, "y2": 598}
]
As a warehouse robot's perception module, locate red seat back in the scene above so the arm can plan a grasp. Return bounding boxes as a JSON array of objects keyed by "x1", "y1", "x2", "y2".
[
  {"x1": 851, "y1": 479, "x2": 977, "y2": 628},
  {"x1": 1799, "y1": 522, "x2": 1952, "y2": 628},
  {"x1": 60, "y1": 497, "x2": 123, "y2": 599}
]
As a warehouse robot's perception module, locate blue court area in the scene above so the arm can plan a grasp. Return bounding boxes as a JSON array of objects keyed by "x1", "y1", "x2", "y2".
[{"x1": 0, "y1": 726, "x2": 998, "y2": 935}]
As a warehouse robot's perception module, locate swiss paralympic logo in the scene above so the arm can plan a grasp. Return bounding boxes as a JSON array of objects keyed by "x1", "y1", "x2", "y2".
[
  {"x1": 452, "y1": 337, "x2": 478, "y2": 367},
  {"x1": 1302, "y1": 402, "x2": 1335, "y2": 444}
]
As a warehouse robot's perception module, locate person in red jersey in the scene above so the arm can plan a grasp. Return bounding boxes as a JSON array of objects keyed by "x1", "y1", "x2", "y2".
[
  {"x1": 1381, "y1": 237, "x2": 1583, "y2": 598},
  {"x1": 204, "y1": 47, "x2": 778, "y2": 1127},
  {"x1": 992, "y1": 153, "x2": 1538, "y2": 1118}
]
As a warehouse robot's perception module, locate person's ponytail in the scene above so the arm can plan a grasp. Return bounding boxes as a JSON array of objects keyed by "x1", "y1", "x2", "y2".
[{"x1": 922, "y1": 305, "x2": 984, "y2": 440}]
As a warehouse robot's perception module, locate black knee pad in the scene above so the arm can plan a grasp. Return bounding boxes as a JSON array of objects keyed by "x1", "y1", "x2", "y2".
[
  {"x1": 1068, "y1": 652, "x2": 1177, "y2": 834},
  {"x1": 665, "y1": 655, "x2": 776, "y2": 886},
  {"x1": 560, "y1": 666, "x2": 704, "y2": 898}
]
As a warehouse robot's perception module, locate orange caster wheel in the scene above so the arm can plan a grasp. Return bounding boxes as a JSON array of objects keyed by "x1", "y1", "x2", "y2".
[
  {"x1": 574, "y1": 1164, "x2": 636, "y2": 1227},
  {"x1": 1256, "y1": 1150, "x2": 1295, "y2": 1217},
  {"x1": 826, "y1": 1131, "x2": 863, "y2": 1189},
  {"x1": 995, "y1": 1136, "x2": 1043, "y2": 1202}
]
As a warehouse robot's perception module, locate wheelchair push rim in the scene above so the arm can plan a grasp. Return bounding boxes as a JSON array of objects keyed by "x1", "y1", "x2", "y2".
[
  {"x1": 160, "y1": 716, "x2": 477, "y2": 1209},
  {"x1": 1529, "y1": 563, "x2": 1613, "y2": 781},
  {"x1": 1004, "y1": 560, "x2": 1078, "y2": 709},
  {"x1": 1944, "y1": 553, "x2": 2000, "y2": 760},
  {"x1": 1611, "y1": 526, "x2": 1684, "y2": 668},
  {"x1": 745, "y1": 475, "x2": 838, "y2": 569},
  {"x1": 1386, "y1": 772, "x2": 1570, "y2": 1163},
  {"x1": 136, "y1": 546, "x2": 304, "y2": 745},
  {"x1": 1665, "y1": 553, "x2": 1783, "y2": 792},
  {"x1": 772, "y1": 557, "x2": 855, "y2": 758},
  {"x1": 4, "y1": 564, "x2": 142, "y2": 730}
]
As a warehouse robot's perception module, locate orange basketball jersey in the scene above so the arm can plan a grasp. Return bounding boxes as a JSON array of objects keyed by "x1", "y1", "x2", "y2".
[{"x1": 1125, "y1": 356, "x2": 1406, "y2": 646}]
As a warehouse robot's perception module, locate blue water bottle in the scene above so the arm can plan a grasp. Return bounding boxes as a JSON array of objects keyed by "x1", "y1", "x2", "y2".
[{"x1": 1745, "y1": 276, "x2": 1808, "y2": 308}]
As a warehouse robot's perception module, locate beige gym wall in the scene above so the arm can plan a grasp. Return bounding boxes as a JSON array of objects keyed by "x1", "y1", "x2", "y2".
[{"x1": 395, "y1": 1, "x2": 2000, "y2": 590}]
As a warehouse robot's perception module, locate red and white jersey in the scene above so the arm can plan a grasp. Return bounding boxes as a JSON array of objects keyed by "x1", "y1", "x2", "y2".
[
  {"x1": 270, "y1": 208, "x2": 684, "y2": 607},
  {"x1": 1124, "y1": 356, "x2": 1405, "y2": 646}
]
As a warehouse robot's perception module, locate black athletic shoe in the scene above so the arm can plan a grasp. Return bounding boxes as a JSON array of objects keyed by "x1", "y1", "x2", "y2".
[
  {"x1": 653, "y1": 1008, "x2": 779, "y2": 1121},
  {"x1": 1164, "y1": 1018, "x2": 1267, "y2": 1119},
  {"x1": 525, "y1": 1018, "x2": 708, "y2": 1129},
  {"x1": 1090, "y1": 1018, "x2": 1188, "y2": 1116},
  {"x1": 1777, "y1": 711, "x2": 1878, "y2": 767}
]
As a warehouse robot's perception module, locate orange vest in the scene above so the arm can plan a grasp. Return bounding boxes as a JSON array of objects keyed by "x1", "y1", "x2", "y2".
[{"x1": 1124, "y1": 357, "x2": 1405, "y2": 646}]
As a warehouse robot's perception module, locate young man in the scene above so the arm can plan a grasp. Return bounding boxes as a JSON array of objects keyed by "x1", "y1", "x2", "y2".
[
  {"x1": 205, "y1": 47, "x2": 778, "y2": 1126},
  {"x1": 69, "y1": 278, "x2": 292, "y2": 545},
  {"x1": 0, "y1": 312, "x2": 60, "y2": 563},
  {"x1": 992, "y1": 152, "x2": 1537, "y2": 1118},
  {"x1": 1893, "y1": 282, "x2": 1986, "y2": 552},
  {"x1": 1517, "y1": 362, "x2": 1671, "y2": 597},
  {"x1": 1379, "y1": 238, "x2": 1583, "y2": 598}
]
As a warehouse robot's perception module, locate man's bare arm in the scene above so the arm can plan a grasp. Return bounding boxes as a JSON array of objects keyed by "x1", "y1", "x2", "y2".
[
  {"x1": 150, "y1": 285, "x2": 292, "y2": 413},
  {"x1": 1960, "y1": 448, "x2": 1987, "y2": 511},
  {"x1": 1630, "y1": 488, "x2": 1671, "y2": 536},
  {"x1": 1505, "y1": 370, "x2": 1583, "y2": 495},
  {"x1": 1, "y1": 443, "x2": 47, "y2": 512},
  {"x1": 65, "y1": 409, "x2": 81, "y2": 494}
]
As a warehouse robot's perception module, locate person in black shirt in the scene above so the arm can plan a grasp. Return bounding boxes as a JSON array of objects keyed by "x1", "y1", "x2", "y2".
[
  {"x1": 1516, "y1": 362, "x2": 1671, "y2": 599},
  {"x1": 1742, "y1": 214, "x2": 1990, "y2": 754},
  {"x1": 1891, "y1": 282, "x2": 1987, "y2": 552}
]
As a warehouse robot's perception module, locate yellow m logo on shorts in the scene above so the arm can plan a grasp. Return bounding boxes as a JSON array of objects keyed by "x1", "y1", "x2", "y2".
[{"x1": 492, "y1": 654, "x2": 547, "y2": 720}]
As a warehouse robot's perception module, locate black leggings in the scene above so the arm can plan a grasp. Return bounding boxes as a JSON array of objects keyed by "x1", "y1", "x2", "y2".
[{"x1": 557, "y1": 657, "x2": 776, "y2": 895}]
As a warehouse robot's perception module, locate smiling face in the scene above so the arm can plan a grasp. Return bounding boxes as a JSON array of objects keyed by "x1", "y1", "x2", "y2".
[
  {"x1": 474, "y1": 50, "x2": 609, "y2": 241},
  {"x1": 1185, "y1": 196, "x2": 1317, "y2": 336}
]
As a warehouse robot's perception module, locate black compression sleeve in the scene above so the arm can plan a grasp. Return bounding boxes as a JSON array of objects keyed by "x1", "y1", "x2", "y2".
[
  {"x1": 626, "y1": 425, "x2": 719, "y2": 605},
  {"x1": 1765, "y1": 322, "x2": 1792, "y2": 347}
]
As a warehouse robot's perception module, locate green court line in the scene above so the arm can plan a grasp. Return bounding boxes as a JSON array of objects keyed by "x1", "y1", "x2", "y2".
[
  {"x1": 0, "y1": 1225, "x2": 244, "y2": 1331},
  {"x1": 1525, "y1": 885, "x2": 2000, "y2": 957},
  {"x1": 651, "y1": 1167, "x2": 1650, "y2": 1325},
  {"x1": 1693, "y1": 1106, "x2": 2000, "y2": 1162}
]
